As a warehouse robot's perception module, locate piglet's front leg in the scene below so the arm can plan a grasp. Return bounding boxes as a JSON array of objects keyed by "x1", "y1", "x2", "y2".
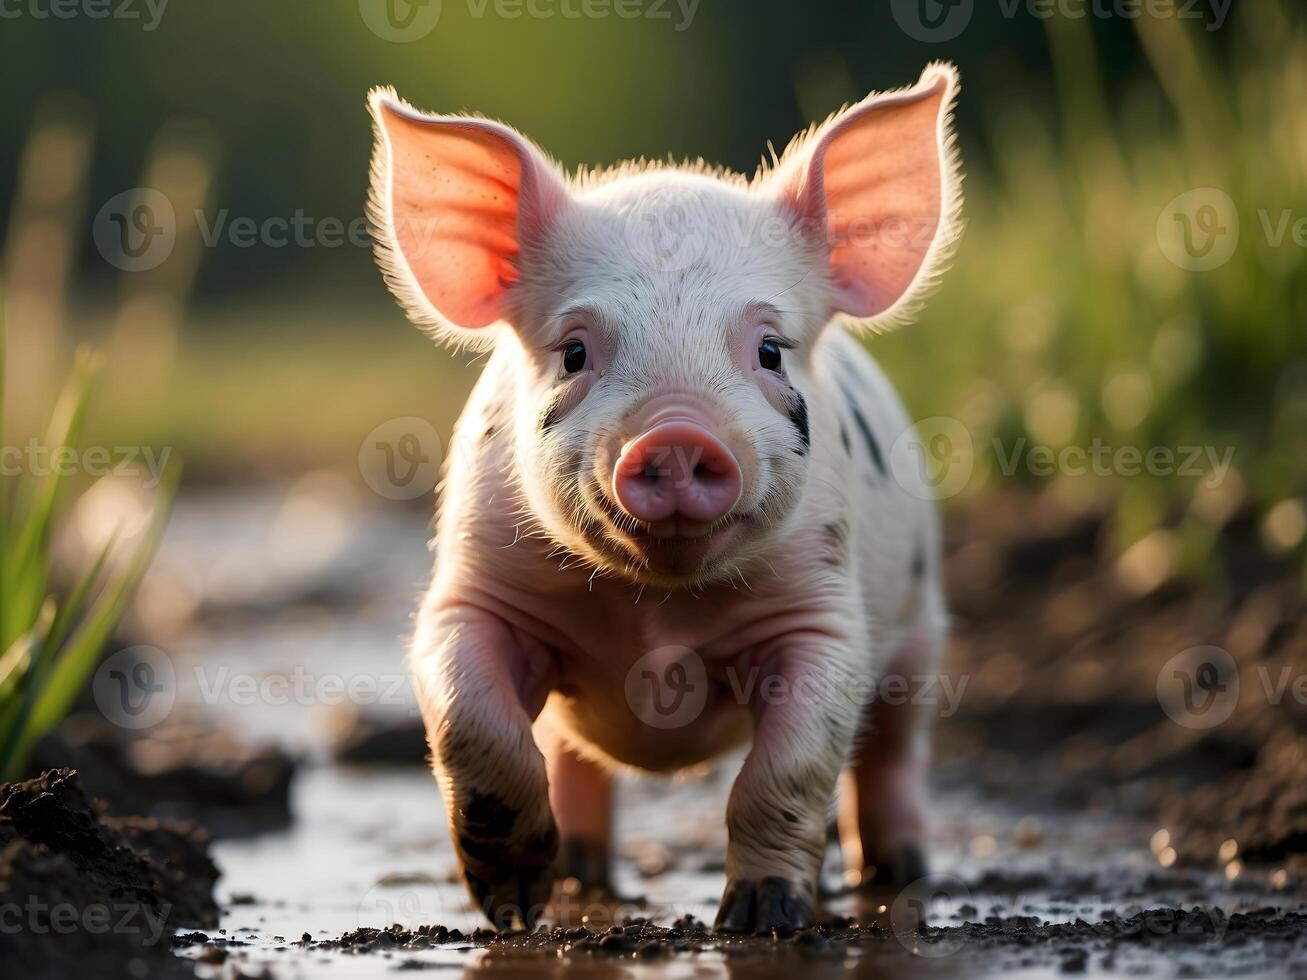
[
  {"x1": 716, "y1": 638, "x2": 864, "y2": 933},
  {"x1": 411, "y1": 605, "x2": 558, "y2": 929}
]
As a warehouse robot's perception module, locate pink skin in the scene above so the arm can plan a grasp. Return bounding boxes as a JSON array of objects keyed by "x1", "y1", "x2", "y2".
[
  {"x1": 547, "y1": 747, "x2": 612, "y2": 846},
  {"x1": 839, "y1": 624, "x2": 938, "y2": 891},
  {"x1": 611, "y1": 419, "x2": 743, "y2": 532},
  {"x1": 418, "y1": 491, "x2": 871, "y2": 927},
  {"x1": 588, "y1": 393, "x2": 762, "y2": 578},
  {"x1": 545, "y1": 744, "x2": 615, "y2": 894}
]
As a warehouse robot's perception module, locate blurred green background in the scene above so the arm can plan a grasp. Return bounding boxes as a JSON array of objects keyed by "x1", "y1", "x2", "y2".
[{"x1": 1, "y1": 0, "x2": 1304, "y2": 579}]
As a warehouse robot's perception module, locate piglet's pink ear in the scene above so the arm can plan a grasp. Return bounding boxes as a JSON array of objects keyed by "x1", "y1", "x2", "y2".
[
  {"x1": 773, "y1": 63, "x2": 962, "y2": 330},
  {"x1": 368, "y1": 87, "x2": 568, "y2": 348}
]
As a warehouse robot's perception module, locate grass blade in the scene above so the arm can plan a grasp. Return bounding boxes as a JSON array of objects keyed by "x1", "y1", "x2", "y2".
[
  {"x1": 19, "y1": 461, "x2": 179, "y2": 760},
  {"x1": 1, "y1": 351, "x2": 98, "y2": 648},
  {"x1": 0, "y1": 603, "x2": 55, "y2": 780}
]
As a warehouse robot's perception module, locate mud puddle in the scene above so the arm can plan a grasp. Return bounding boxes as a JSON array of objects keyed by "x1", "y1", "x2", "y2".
[
  {"x1": 80, "y1": 485, "x2": 1307, "y2": 978},
  {"x1": 181, "y1": 762, "x2": 1303, "y2": 979}
]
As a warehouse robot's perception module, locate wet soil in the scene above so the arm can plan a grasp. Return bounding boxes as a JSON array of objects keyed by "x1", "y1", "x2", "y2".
[
  {"x1": 302, "y1": 904, "x2": 1307, "y2": 977},
  {"x1": 327, "y1": 707, "x2": 428, "y2": 768},
  {"x1": 939, "y1": 490, "x2": 1307, "y2": 877},
  {"x1": 16, "y1": 486, "x2": 1307, "y2": 977},
  {"x1": 180, "y1": 758, "x2": 1305, "y2": 978},
  {"x1": 0, "y1": 768, "x2": 219, "y2": 980}
]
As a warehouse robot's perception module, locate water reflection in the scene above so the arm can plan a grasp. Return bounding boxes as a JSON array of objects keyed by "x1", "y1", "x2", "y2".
[{"x1": 462, "y1": 948, "x2": 952, "y2": 980}]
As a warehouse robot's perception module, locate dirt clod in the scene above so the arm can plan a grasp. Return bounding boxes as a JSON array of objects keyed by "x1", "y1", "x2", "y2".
[{"x1": 0, "y1": 768, "x2": 220, "y2": 980}]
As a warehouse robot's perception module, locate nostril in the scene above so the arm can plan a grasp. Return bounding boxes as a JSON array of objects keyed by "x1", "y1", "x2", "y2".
[
  {"x1": 612, "y1": 420, "x2": 742, "y2": 525},
  {"x1": 694, "y1": 463, "x2": 730, "y2": 486}
]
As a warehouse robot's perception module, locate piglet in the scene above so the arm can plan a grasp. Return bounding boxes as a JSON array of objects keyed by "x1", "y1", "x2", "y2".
[{"x1": 366, "y1": 63, "x2": 961, "y2": 932}]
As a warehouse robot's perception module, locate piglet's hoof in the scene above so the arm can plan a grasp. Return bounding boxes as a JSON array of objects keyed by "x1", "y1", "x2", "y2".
[
  {"x1": 454, "y1": 791, "x2": 558, "y2": 929},
  {"x1": 464, "y1": 863, "x2": 554, "y2": 930},
  {"x1": 714, "y1": 876, "x2": 814, "y2": 933},
  {"x1": 859, "y1": 842, "x2": 928, "y2": 892},
  {"x1": 556, "y1": 837, "x2": 625, "y2": 899}
]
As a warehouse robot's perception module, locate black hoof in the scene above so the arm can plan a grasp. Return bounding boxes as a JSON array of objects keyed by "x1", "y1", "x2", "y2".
[
  {"x1": 714, "y1": 876, "x2": 814, "y2": 934},
  {"x1": 557, "y1": 837, "x2": 614, "y2": 895},
  {"x1": 860, "y1": 842, "x2": 928, "y2": 892},
  {"x1": 464, "y1": 863, "x2": 554, "y2": 930},
  {"x1": 458, "y1": 825, "x2": 557, "y2": 930}
]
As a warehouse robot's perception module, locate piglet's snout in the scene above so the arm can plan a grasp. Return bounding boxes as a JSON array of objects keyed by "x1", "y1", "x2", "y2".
[{"x1": 612, "y1": 421, "x2": 742, "y2": 527}]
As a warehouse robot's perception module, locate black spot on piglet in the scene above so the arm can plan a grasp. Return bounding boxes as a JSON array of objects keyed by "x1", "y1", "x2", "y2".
[
  {"x1": 911, "y1": 541, "x2": 926, "y2": 581},
  {"x1": 848, "y1": 403, "x2": 887, "y2": 477},
  {"x1": 538, "y1": 391, "x2": 567, "y2": 432},
  {"x1": 462, "y1": 791, "x2": 518, "y2": 838},
  {"x1": 788, "y1": 392, "x2": 810, "y2": 455}
]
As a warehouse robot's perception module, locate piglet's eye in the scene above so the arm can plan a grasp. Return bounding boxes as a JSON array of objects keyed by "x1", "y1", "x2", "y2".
[
  {"x1": 758, "y1": 338, "x2": 783, "y2": 373},
  {"x1": 562, "y1": 340, "x2": 588, "y2": 374}
]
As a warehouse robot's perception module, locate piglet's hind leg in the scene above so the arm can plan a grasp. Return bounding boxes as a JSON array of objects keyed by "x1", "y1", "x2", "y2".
[
  {"x1": 839, "y1": 622, "x2": 941, "y2": 893},
  {"x1": 546, "y1": 742, "x2": 617, "y2": 898}
]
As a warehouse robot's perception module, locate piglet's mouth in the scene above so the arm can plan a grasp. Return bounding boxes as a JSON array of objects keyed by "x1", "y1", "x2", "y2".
[
  {"x1": 642, "y1": 515, "x2": 730, "y2": 540},
  {"x1": 618, "y1": 518, "x2": 747, "y2": 575},
  {"x1": 586, "y1": 487, "x2": 750, "y2": 569}
]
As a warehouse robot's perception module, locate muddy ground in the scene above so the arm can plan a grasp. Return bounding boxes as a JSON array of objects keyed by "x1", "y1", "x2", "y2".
[
  {"x1": 941, "y1": 490, "x2": 1307, "y2": 878},
  {"x1": 13, "y1": 486, "x2": 1307, "y2": 977},
  {"x1": 0, "y1": 768, "x2": 219, "y2": 979}
]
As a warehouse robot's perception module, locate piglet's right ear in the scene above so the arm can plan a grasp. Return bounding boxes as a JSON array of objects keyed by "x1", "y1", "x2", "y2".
[{"x1": 367, "y1": 87, "x2": 568, "y2": 348}]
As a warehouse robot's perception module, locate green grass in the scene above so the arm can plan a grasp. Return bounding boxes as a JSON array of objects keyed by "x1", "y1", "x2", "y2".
[
  {"x1": 0, "y1": 313, "x2": 177, "y2": 781},
  {"x1": 871, "y1": 0, "x2": 1307, "y2": 573}
]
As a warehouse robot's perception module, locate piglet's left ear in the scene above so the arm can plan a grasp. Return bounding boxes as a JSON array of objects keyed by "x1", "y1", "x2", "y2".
[
  {"x1": 772, "y1": 62, "x2": 962, "y2": 329},
  {"x1": 367, "y1": 87, "x2": 569, "y2": 350}
]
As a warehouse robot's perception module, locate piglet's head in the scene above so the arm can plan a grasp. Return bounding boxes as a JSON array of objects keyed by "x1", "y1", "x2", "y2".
[{"x1": 368, "y1": 65, "x2": 961, "y2": 587}]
